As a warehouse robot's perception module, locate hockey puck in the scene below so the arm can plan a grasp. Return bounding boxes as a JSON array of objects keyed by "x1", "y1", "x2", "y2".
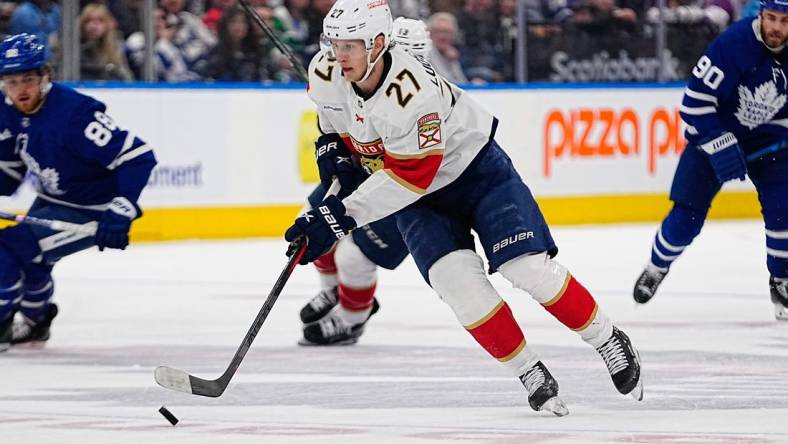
[{"x1": 158, "y1": 406, "x2": 179, "y2": 426}]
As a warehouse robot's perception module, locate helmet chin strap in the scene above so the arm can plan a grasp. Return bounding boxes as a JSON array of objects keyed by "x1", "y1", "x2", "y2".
[{"x1": 356, "y1": 42, "x2": 387, "y2": 84}]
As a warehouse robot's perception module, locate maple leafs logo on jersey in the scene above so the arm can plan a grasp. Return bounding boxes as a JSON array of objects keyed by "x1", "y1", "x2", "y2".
[
  {"x1": 734, "y1": 81, "x2": 787, "y2": 129},
  {"x1": 19, "y1": 149, "x2": 65, "y2": 196},
  {"x1": 417, "y1": 113, "x2": 442, "y2": 150}
]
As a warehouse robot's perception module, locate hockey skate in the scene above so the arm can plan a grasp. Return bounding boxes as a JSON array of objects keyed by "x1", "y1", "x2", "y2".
[
  {"x1": 299, "y1": 298, "x2": 380, "y2": 346},
  {"x1": 300, "y1": 287, "x2": 339, "y2": 324},
  {"x1": 12, "y1": 303, "x2": 58, "y2": 348},
  {"x1": 596, "y1": 326, "x2": 643, "y2": 401},
  {"x1": 633, "y1": 265, "x2": 668, "y2": 304},
  {"x1": 518, "y1": 361, "x2": 569, "y2": 416},
  {"x1": 0, "y1": 314, "x2": 12, "y2": 352},
  {"x1": 770, "y1": 276, "x2": 788, "y2": 321}
]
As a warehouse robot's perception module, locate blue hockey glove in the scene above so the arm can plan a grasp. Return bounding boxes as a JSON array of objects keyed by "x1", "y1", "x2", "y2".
[
  {"x1": 315, "y1": 133, "x2": 362, "y2": 198},
  {"x1": 96, "y1": 197, "x2": 139, "y2": 251},
  {"x1": 698, "y1": 132, "x2": 747, "y2": 183},
  {"x1": 284, "y1": 195, "x2": 356, "y2": 264}
]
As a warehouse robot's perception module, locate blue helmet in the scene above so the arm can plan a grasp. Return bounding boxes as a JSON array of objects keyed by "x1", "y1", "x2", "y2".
[
  {"x1": 0, "y1": 34, "x2": 45, "y2": 76},
  {"x1": 762, "y1": 0, "x2": 788, "y2": 13}
]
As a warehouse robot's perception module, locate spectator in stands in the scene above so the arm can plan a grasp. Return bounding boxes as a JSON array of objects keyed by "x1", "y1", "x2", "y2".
[
  {"x1": 274, "y1": 0, "x2": 310, "y2": 61},
  {"x1": 7, "y1": 0, "x2": 60, "y2": 60},
  {"x1": 80, "y1": 3, "x2": 133, "y2": 81},
  {"x1": 645, "y1": 0, "x2": 733, "y2": 32},
  {"x1": 203, "y1": 0, "x2": 236, "y2": 34},
  {"x1": 125, "y1": 6, "x2": 202, "y2": 81},
  {"x1": 571, "y1": 0, "x2": 639, "y2": 35},
  {"x1": 499, "y1": 0, "x2": 518, "y2": 81},
  {"x1": 252, "y1": 4, "x2": 301, "y2": 81},
  {"x1": 109, "y1": 0, "x2": 145, "y2": 38},
  {"x1": 388, "y1": 0, "x2": 430, "y2": 19},
  {"x1": 427, "y1": 12, "x2": 468, "y2": 84},
  {"x1": 200, "y1": 5, "x2": 274, "y2": 81},
  {"x1": 524, "y1": 0, "x2": 574, "y2": 26},
  {"x1": 304, "y1": 0, "x2": 335, "y2": 60},
  {"x1": 741, "y1": 0, "x2": 759, "y2": 18},
  {"x1": 0, "y1": 2, "x2": 16, "y2": 40},
  {"x1": 160, "y1": 0, "x2": 217, "y2": 74},
  {"x1": 456, "y1": 0, "x2": 504, "y2": 83}
]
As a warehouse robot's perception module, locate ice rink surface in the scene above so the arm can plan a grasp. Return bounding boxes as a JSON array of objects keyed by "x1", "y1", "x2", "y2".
[{"x1": 2, "y1": 220, "x2": 787, "y2": 444}]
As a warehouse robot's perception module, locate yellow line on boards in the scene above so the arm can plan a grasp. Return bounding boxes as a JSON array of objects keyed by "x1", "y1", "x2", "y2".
[{"x1": 0, "y1": 191, "x2": 761, "y2": 242}]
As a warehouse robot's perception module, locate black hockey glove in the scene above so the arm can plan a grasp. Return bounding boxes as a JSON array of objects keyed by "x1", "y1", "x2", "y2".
[
  {"x1": 315, "y1": 133, "x2": 362, "y2": 198},
  {"x1": 698, "y1": 132, "x2": 746, "y2": 183},
  {"x1": 96, "y1": 197, "x2": 139, "y2": 251},
  {"x1": 284, "y1": 195, "x2": 357, "y2": 264}
]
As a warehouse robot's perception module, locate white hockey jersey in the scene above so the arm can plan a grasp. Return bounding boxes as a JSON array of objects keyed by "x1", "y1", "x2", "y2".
[{"x1": 307, "y1": 47, "x2": 496, "y2": 227}]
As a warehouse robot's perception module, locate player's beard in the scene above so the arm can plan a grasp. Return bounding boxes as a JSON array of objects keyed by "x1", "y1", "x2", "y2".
[
  {"x1": 762, "y1": 27, "x2": 787, "y2": 48},
  {"x1": 13, "y1": 90, "x2": 44, "y2": 114}
]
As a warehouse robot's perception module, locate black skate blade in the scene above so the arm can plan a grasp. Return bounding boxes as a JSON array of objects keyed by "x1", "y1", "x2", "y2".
[
  {"x1": 630, "y1": 378, "x2": 644, "y2": 401},
  {"x1": 297, "y1": 337, "x2": 359, "y2": 347},
  {"x1": 625, "y1": 349, "x2": 644, "y2": 402}
]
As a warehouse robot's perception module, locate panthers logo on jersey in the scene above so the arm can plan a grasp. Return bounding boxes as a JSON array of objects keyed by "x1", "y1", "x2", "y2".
[{"x1": 349, "y1": 136, "x2": 385, "y2": 174}]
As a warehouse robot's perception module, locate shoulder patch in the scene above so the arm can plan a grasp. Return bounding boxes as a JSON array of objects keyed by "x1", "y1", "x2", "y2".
[{"x1": 417, "y1": 112, "x2": 441, "y2": 150}]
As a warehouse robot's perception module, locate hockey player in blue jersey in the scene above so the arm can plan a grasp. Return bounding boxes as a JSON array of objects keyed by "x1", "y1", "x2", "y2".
[
  {"x1": 634, "y1": 1, "x2": 788, "y2": 320},
  {"x1": 0, "y1": 34, "x2": 157, "y2": 351}
]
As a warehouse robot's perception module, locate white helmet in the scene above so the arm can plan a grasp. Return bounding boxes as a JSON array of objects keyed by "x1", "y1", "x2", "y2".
[
  {"x1": 392, "y1": 17, "x2": 431, "y2": 56},
  {"x1": 323, "y1": 0, "x2": 393, "y2": 82}
]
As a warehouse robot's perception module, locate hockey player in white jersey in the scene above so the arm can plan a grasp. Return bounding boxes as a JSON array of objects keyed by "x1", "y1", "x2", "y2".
[
  {"x1": 298, "y1": 17, "x2": 433, "y2": 346},
  {"x1": 284, "y1": 0, "x2": 643, "y2": 415}
]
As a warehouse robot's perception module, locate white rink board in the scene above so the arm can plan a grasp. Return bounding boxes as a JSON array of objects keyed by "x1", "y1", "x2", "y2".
[
  {"x1": 4, "y1": 84, "x2": 741, "y2": 212},
  {"x1": 4, "y1": 88, "x2": 752, "y2": 215}
]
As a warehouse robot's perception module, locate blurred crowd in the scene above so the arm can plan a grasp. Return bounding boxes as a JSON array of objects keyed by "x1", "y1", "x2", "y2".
[{"x1": 0, "y1": 0, "x2": 767, "y2": 83}]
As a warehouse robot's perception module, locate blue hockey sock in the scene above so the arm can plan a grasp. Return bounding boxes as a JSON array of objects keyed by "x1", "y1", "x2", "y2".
[
  {"x1": 766, "y1": 229, "x2": 788, "y2": 278},
  {"x1": 19, "y1": 277, "x2": 54, "y2": 323},
  {"x1": 650, "y1": 205, "x2": 707, "y2": 270},
  {"x1": 0, "y1": 277, "x2": 22, "y2": 323}
]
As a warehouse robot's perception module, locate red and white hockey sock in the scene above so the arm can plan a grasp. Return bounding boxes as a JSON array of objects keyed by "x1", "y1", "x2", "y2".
[
  {"x1": 429, "y1": 250, "x2": 540, "y2": 375},
  {"x1": 336, "y1": 283, "x2": 377, "y2": 325},
  {"x1": 542, "y1": 274, "x2": 612, "y2": 347},
  {"x1": 498, "y1": 254, "x2": 613, "y2": 347},
  {"x1": 314, "y1": 250, "x2": 338, "y2": 291},
  {"x1": 466, "y1": 301, "x2": 539, "y2": 375},
  {"x1": 542, "y1": 274, "x2": 597, "y2": 331}
]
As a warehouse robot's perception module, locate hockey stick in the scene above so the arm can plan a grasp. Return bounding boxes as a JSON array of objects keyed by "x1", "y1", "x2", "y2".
[
  {"x1": 154, "y1": 180, "x2": 341, "y2": 397},
  {"x1": 746, "y1": 141, "x2": 787, "y2": 162},
  {"x1": 0, "y1": 210, "x2": 97, "y2": 235},
  {"x1": 153, "y1": 237, "x2": 307, "y2": 397},
  {"x1": 237, "y1": 0, "x2": 309, "y2": 82}
]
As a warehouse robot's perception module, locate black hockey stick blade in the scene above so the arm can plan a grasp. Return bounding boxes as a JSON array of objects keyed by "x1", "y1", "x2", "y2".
[{"x1": 154, "y1": 238, "x2": 307, "y2": 397}]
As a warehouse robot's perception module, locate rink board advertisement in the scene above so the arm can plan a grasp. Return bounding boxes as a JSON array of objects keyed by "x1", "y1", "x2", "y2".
[{"x1": 0, "y1": 84, "x2": 759, "y2": 241}]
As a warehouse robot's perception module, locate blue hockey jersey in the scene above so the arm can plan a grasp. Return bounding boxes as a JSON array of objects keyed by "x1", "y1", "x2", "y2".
[
  {"x1": 0, "y1": 83, "x2": 156, "y2": 212},
  {"x1": 681, "y1": 16, "x2": 788, "y2": 153}
]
